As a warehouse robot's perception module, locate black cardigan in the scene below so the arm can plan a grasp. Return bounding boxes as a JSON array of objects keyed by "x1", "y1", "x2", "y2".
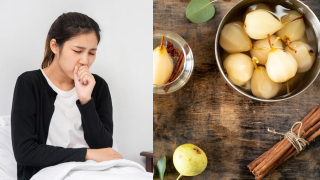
[{"x1": 11, "y1": 69, "x2": 113, "y2": 180}]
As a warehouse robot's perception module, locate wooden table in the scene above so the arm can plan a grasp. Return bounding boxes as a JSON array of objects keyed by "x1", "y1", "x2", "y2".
[{"x1": 153, "y1": 0, "x2": 320, "y2": 179}]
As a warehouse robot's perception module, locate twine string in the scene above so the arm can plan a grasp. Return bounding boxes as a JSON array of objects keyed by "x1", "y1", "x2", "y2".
[{"x1": 267, "y1": 122, "x2": 309, "y2": 154}]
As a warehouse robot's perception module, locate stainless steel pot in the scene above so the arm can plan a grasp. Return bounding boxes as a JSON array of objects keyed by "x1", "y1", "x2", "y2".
[{"x1": 215, "y1": 0, "x2": 320, "y2": 102}]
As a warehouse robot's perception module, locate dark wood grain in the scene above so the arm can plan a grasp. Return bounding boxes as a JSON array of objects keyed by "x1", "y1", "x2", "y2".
[
  {"x1": 153, "y1": 0, "x2": 320, "y2": 179},
  {"x1": 141, "y1": 151, "x2": 153, "y2": 173}
]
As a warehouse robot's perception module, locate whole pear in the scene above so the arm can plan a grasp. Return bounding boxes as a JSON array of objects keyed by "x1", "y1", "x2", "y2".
[
  {"x1": 244, "y1": 10, "x2": 283, "y2": 39},
  {"x1": 265, "y1": 49, "x2": 298, "y2": 83},
  {"x1": 250, "y1": 35, "x2": 283, "y2": 65},
  {"x1": 173, "y1": 143, "x2": 207, "y2": 179},
  {"x1": 277, "y1": 10, "x2": 305, "y2": 42},
  {"x1": 153, "y1": 43, "x2": 173, "y2": 85},
  {"x1": 223, "y1": 53, "x2": 254, "y2": 86},
  {"x1": 219, "y1": 21, "x2": 252, "y2": 53},
  {"x1": 285, "y1": 41, "x2": 315, "y2": 73}
]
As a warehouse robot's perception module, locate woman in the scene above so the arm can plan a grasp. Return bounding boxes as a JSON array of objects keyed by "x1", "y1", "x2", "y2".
[{"x1": 11, "y1": 12, "x2": 122, "y2": 180}]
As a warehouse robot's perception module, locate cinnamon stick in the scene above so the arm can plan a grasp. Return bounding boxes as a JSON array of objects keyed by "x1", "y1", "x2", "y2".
[
  {"x1": 160, "y1": 35, "x2": 164, "y2": 50},
  {"x1": 163, "y1": 53, "x2": 185, "y2": 92}
]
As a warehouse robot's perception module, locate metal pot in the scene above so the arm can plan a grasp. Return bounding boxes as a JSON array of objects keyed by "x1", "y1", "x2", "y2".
[{"x1": 215, "y1": 0, "x2": 320, "y2": 102}]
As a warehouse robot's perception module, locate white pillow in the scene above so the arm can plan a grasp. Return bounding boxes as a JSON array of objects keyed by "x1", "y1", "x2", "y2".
[
  {"x1": 0, "y1": 115, "x2": 16, "y2": 180},
  {"x1": 0, "y1": 115, "x2": 11, "y2": 126}
]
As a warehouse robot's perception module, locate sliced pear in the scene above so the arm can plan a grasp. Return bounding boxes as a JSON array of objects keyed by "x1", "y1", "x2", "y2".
[
  {"x1": 244, "y1": 10, "x2": 283, "y2": 39},
  {"x1": 219, "y1": 21, "x2": 252, "y2": 53},
  {"x1": 153, "y1": 40, "x2": 173, "y2": 84},
  {"x1": 251, "y1": 66, "x2": 281, "y2": 99},
  {"x1": 285, "y1": 41, "x2": 315, "y2": 73},
  {"x1": 223, "y1": 53, "x2": 254, "y2": 86},
  {"x1": 265, "y1": 48, "x2": 298, "y2": 83},
  {"x1": 250, "y1": 35, "x2": 283, "y2": 65},
  {"x1": 277, "y1": 10, "x2": 305, "y2": 42}
]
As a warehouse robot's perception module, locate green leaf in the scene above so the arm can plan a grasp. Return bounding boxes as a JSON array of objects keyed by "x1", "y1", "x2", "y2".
[
  {"x1": 157, "y1": 156, "x2": 166, "y2": 180},
  {"x1": 186, "y1": 0, "x2": 216, "y2": 23}
]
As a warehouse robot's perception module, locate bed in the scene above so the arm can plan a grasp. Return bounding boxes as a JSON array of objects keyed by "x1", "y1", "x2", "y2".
[{"x1": 0, "y1": 115, "x2": 152, "y2": 180}]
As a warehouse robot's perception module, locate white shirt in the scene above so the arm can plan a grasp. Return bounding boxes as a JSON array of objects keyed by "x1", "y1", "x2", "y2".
[{"x1": 41, "y1": 69, "x2": 89, "y2": 148}]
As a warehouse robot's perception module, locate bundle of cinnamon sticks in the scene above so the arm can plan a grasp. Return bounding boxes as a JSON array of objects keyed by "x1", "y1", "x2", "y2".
[{"x1": 248, "y1": 106, "x2": 320, "y2": 179}]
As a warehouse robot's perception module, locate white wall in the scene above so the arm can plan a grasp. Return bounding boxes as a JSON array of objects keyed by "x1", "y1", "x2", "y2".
[{"x1": 0, "y1": 0, "x2": 152, "y2": 167}]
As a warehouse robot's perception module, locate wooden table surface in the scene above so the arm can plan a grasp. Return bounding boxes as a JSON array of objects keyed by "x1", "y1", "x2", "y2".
[{"x1": 153, "y1": 0, "x2": 320, "y2": 179}]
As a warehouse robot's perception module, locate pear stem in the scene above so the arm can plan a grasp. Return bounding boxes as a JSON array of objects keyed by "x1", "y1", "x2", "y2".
[
  {"x1": 252, "y1": 57, "x2": 259, "y2": 70},
  {"x1": 272, "y1": 37, "x2": 281, "y2": 46},
  {"x1": 283, "y1": 15, "x2": 304, "y2": 26},
  {"x1": 287, "y1": 81, "x2": 290, "y2": 94},
  {"x1": 176, "y1": 174, "x2": 183, "y2": 180},
  {"x1": 253, "y1": 36, "x2": 281, "y2": 50},
  {"x1": 160, "y1": 35, "x2": 164, "y2": 50},
  {"x1": 253, "y1": 46, "x2": 283, "y2": 50},
  {"x1": 286, "y1": 39, "x2": 297, "y2": 53},
  {"x1": 267, "y1": 34, "x2": 273, "y2": 49}
]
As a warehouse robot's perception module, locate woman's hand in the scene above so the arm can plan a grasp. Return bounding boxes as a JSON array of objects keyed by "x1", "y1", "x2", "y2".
[
  {"x1": 85, "y1": 148, "x2": 123, "y2": 162},
  {"x1": 73, "y1": 65, "x2": 96, "y2": 105}
]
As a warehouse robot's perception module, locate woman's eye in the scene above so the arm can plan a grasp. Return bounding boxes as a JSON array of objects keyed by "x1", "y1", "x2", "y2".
[
  {"x1": 74, "y1": 50, "x2": 81, "y2": 53},
  {"x1": 90, "y1": 53, "x2": 95, "y2": 55}
]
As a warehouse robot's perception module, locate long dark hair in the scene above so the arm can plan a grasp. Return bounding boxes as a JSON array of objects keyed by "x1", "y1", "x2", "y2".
[{"x1": 41, "y1": 12, "x2": 101, "y2": 69}]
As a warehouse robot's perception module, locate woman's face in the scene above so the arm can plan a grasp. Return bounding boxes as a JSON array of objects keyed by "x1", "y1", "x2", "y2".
[{"x1": 55, "y1": 31, "x2": 98, "y2": 80}]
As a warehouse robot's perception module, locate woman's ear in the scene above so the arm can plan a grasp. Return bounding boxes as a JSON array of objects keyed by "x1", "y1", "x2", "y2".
[{"x1": 50, "y1": 39, "x2": 59, "y2": 55}]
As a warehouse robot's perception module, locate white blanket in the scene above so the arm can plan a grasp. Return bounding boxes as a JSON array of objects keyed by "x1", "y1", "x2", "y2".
[{"x1": 31, "y1": 159, "x2": 153, "y2": 180}]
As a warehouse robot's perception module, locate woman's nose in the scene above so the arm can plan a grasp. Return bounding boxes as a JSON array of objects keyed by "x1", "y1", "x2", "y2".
[{"x1": 79, "y1": 56, "x2": 89, "y2": 66}]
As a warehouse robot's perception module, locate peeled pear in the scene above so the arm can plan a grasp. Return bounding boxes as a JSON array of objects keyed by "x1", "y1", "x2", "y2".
[
  {"x1": 250, "y1": 35, "x2": 283, "y2": 65},
  {"x1": 244, "y1": 3, "x2": 272, "y2": 21},
  {"x1": 153, "y1": 41, "x2": 173, "y2": 84},
  {"x1": 238, "y1": 80, "x2": 252, "y2": 94},
  {"x1": 223, "y1": 53, "x2": 254, "y2": 86},
  {"x1": 173, "y1": 144, "x2": 207, "y2": 179},
  {"x1": 277, "y1": 10, "x2": 305, "y2": 42},
  {"x1": 251, "y1": 66, "x2": 281, "y2": 99},
  {"x1": 265, "y1": 49, "x2": 298, "y2": 83},
  {"x1": 219, "y1": 21, "x2": 252, "y2": 53},
  {"x1": 244, "y1": 10, "x2": 283, "y2": 39},
  {"x1": 285, "y1": 41, "x2": 315, "y2": 73},
  {"x1": 299, "y1": 33, "x2": 308, "y2": 43}
]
